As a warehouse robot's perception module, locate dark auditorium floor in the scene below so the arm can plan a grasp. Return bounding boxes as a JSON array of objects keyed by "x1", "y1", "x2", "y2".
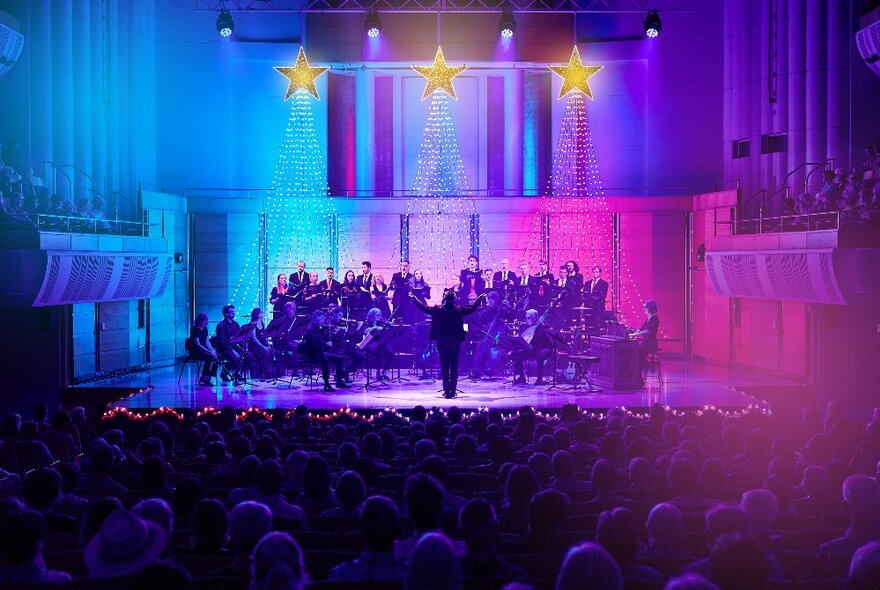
[{"x1": 74, "y1": 356, "x2": 801, "y2": 411}]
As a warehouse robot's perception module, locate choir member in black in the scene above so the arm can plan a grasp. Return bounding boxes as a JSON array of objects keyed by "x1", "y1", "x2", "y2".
[
  {"x1": 303, "y1": 271, "x2": 323, "y2": 314},
  {"x1": 532, "y1": 260, "x2": 555, "y2": 313},
  {"x1": 408, "y1": 269, "x2": 431, "y2": 324},
  {"x1": 470, "y1": 291, "x2": 509, "y2": 380},
  {"x1": 516, "y1": 262, "x2": 537, "y2": 311},
  {"x1": 322, "y1": 267, "x2": 341, "y2": 306},
  {"x1": 493, "y1": 258, "x2": 518, "y2": 303},
  {"x1": 354, "y1": 261, "x2": 374, "y2": 319},
  {"x1": 482, "y1": 268, "x2": 496, "y2": 293},
  {"x1": 556, "y1": 266, "x2": 579, "y2": 324},
  {"x1": 565, "y1": 260, "x2": 584, "y2": 292},
  {"x1": 410, "y1": 289, "x2": 485, "y2": 398},
  {"x1": 584, "y1": 265, "x2": 609, "y2": 311},
  {"x1": 458, "y1": 254, "x2": 484, "y2": 302},
  {"x1": 302, "y1": 311, "x2": 348, "y2": 392},
  {"x1": 632, "y1": 300, "x2": 660, "y2": 368},
  {"x1": 327, "y1": 307, "x2": 362, "y2": 384},
  {"x1": 511, "y1": 309, "x2": 554, "y2": 386},
  {"x1": 371, "y1": 273, "x2": 392, "y2": 318},
  {"x1": 341, "y1": 270, "x2": 358, "y2": 318},
  {"x1": 269, "y1": 274, "x2": 291, "y2": 317},
  {"x1": 186, "y1": 312, "x2": 220, "y2": 386},
  {"x1": 390, "y1": 261, "x2": 412, "y2": 312},
  {"x1": 215, "y1": 305, "x2": 242, "y2": 369},
  {"x1": 243, "y1": 308, "x2": 273, "y2": 379},
  {"x1": 357, "y1": 307, "x2": 394, "y2": 381},
  {"x1": 290, "y1": 260, "x2": 308, "y2": 291}
]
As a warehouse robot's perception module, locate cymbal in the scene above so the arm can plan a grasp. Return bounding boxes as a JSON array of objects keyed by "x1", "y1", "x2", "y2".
[{"x1": 572, "y1": 306, "x2": 595, "y2": 311}]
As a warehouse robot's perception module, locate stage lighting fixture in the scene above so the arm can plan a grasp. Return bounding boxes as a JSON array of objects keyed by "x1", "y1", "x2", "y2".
[
  {"x1": 644, "y1": 10, "x2": 661, "y2": 38},
  {"x1": 216, "y1": 8, "x2": 234, "y2": 38},
  {"x1": 499, "y1": 8, "x2": 516, "y2": 39},
  {"x1": 364, "y1": 9, "x2": 381, "y2": 38}
]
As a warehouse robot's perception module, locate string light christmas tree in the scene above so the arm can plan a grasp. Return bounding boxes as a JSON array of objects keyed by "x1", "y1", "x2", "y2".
[
  {"x1": 524, "y1": 46, "x2": 648, "y2": 327},
  {"x1": 405, "y1": 48, "x2": 476, "y2": 291},
  {"x1": 232, "y1": 49, "x2": 338, "y2": 311}
]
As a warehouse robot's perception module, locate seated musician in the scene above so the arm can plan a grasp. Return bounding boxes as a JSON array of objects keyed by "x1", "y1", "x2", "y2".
[
  {"x1": 264, "y1": 301, "x2": 304, "y2": 351},
  {"x1": 322, "y1": 267, "x2": 341, "y2": 306},
  {"x1": 357, "y1": 307, "x2": 393, "y2": 381},
  {"x1": 632, "y1": 300, "x2": 660, "y2": 366},
  {"x1": 244, "y1": 308, "x2": 273, "y2": 379},
  {"x1": 186, "y1": 312, "x2": 220, "y2": 386},
  {"x1": 270, "y1": 274, "x2": 291, "y2": 317},
  {"x1": 584, "y1": 265, "x2": 609, "y2": 311},
  {"x1": 303, "y1": 271, "x2": 323, "y2": 314},
  {"x1": 511, "y1": 309, "x2": 554, "y2": 386},
  {"x1": 302, "y1": 311, "x2": 347, "y2": 392},
  {"x1": 471, "y1": 291, "x2": 510, "y2": 380},
  {"x1": 328, "y1": 308, "x2": 362, "y2": 384},
  {"x1": 215, "y1": 305, "x2": 242, "y2": 368}
]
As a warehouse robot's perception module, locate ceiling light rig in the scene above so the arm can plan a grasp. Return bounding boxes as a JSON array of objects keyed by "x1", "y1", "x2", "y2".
[
  {"x1": 499, "y1": 8, "x2": 516, "y2": 39},
  {"x1": 216, "y1": 5, "x2": 234, "y2": 38},
  {"x1": 644, "y1": 10, "x2": 662, "y2": 38},
  {"x1": 364, "y1": 9, "x2": 381, "y2": 38}
]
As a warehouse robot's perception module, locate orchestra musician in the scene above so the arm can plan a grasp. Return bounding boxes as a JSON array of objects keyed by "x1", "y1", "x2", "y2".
[
  {"x1": 493, "y1": 258, "x2": 518, "y2": 302},
  {"x1": 243, "y1": 308, "x2": 273, "y2": 379},
  {"x1": 186, "y1": 312, "x2": 220, "y2": 386},
  {"x1": 269, "y1": 274, "x2": 291, "y2": 317},
  {"x1": 410, "y1": 289, "x2": 485, "y2": 399},
  {"x1": 264, "y1": 301, "x2": 305, "y2": 352},
  {"x1": 355, "y1": 261, "x2": 374, "y2": 318},
  {"x1": 371, "y1": 273, "x2": 392, "y2": 318},
  {"x1": 357, "y1": 307, "x2": 394, "y2": 381},
  {"x1": 303, "y1": 271, "x2": 323, "y2": 314},
  {"x1": 470, "y1": 291, "x2": 510, "y2": 381},
  {"x1": 322, "y1": 267, "x2": 341, "y2": 306},
  {"x1": 302, "y1": 311, "x2": 348, "y2": 392},
  {"x1": 511, "y1": 309, "x2": 554, "y2": 386},
  {"x1": 341, "y1": 270, "x2": 359, "y2": 318},
  {"x1": 390, "y1": 261, "x2": 412, "y2": 310},
  {"x1": 632, "y1": 300, "x2": 660, "y2": 367},
  {"x1": 215, "y1": 305, "x2": 242, "y2": 370},
  {"x1": 584, "y1": 265, "x2": 609, "y2": 311},
  {"x1": 458, "y1": 255, "x2": 484, "y2": 301},
  {"x1": 327, "y1": 307, "x2": 362, "y2": 384}
]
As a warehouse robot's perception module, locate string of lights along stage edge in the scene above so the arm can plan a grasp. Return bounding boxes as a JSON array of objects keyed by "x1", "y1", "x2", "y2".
[{"x1": 231, "y1": 45, "x2": 652, "y2": 327}]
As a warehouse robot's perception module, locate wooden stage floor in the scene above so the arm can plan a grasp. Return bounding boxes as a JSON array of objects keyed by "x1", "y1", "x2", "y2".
[{"x1": 73, "y1": 356, "x2": 796, "y2": 412}]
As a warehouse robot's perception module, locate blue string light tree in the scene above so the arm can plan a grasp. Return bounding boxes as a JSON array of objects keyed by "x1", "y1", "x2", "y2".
[
  {"x1": 527, "y1": 46, "x2": 648, "y2": 326},
  {"x1": 406, "y1": 48, "x2": 477, "y2": 292},
  {"x1": 232, "y1": 48, "x2": 339, "y2": 311}
]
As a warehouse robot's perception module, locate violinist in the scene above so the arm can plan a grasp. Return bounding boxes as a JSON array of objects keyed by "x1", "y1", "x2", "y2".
[
  {"x1": 302, "y1": 311, "x2": 348, "y2": 392},
  {"x1": 326, "y1": 308, "x2": 362, "y2": 385},
  {"x1": 471, "y1": 291, "x2": 510, "y2": 380},
  {"x1": 511, "y1": 309, "x2": 553, "y2": 386},
  {"x1": 357, "y1": 307, "x2": 393, "y2": 381},
  {"x1": 264, "y1": 301, "x2": 304, "y2": 352},
  {"x1": 243, "y1": 308, "x2": 273, "y2": 379}
]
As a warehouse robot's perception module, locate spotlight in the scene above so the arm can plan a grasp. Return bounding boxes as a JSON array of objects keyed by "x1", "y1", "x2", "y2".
[
  {"x1": 364, "y1": 9, "x2": 381, "y2": 38},
  {"x1": 499, "y1": 8, "x2": 516, "y2": 39},
  {"x1": 644, "y1": 10, "x2": 661, "y2": 38},
  {"x1": 216, "y1": 8, "x2": 234, "y2": 38}
]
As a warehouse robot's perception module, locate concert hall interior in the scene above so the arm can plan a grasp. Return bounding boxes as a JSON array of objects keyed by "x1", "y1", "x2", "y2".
[{"x1": 1, "y1": 1, "x2": 880, "y2": 589}]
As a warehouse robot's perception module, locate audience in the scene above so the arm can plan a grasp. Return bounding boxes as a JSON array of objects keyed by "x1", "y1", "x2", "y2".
[{"x1": 0, "y1": 400, "x2": 876, "y2": 589}]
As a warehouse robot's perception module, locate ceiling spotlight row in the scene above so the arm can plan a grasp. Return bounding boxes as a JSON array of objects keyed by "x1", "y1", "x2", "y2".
[{"x1": 215, "y1": 8, "x2": 661, "y2": 41}]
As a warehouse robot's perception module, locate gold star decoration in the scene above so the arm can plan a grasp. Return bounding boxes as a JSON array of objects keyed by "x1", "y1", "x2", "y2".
[
  {"x1": 412, "y1": 47, "x2": 468, "y2": 101},
  {"x1": 274, "y1": 47, "x2": 330, "y2": 101},
  {"x1": 548, "y1": 46, "x2": 603, "y2": 100}
]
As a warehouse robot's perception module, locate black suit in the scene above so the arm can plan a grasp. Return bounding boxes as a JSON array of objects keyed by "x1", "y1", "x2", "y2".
[
  {"x1": 412, "y1": 296, "x2": 481, "y2": 397},
  {"x1": 493, "y1": 271, "x2": 518, "y2": 301},
  {"x1": 512, "y1": 323, "x2": 553, "y2": 382},
  {"x1": 458, "y1": 269, "x2": 484, "y2": 298},
  {"x1": 354, "y1": 274, "x2": 374, "y2": 315},
  {"x1": 321, "y1": 279, "x2": 342, "y2": 306},
  {"x1": 390, "y1": 272, "x2": 412, "y2": 307},
  {"x1": 303, "y1": 324, "x2": 345, "y2": 386},
  {"x1": 584, "y1": 277, "x2": 609, "y2": 310}
]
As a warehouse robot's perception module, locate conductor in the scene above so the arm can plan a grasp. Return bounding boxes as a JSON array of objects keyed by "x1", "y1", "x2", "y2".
[{"x1": 410, "y1": 289, "x2": 486, "y2": 399}]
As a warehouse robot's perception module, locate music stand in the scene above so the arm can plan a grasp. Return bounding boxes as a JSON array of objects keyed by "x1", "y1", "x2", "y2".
[{"x1": 230, "y1": 324, "x2": 256, "y2": 387}]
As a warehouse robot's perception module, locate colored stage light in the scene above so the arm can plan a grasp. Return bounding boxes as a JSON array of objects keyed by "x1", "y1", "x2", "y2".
[
  {"x1": 216, "y1": 8, "x2": 234, "y2": 38},
  {"x1": 644, "y1": 10, "x2": 661, "y2": 38},
  {"x1": 364, "y1": 9, "x2": 381, "y2": 38},
  {"x1": 499, "y1": 8, "x2": 516, "y2": 39}
]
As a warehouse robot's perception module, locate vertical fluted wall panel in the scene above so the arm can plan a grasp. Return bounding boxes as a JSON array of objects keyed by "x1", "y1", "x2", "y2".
[
  {"x1": 805, "y1": 0, "x2": 828, "y2": 178},
  {"x1": 51, "y1": 0, "x2": 74, "y2": 196},
  {"x1": 786, "y1": 0, "x2": 807, "y2": 209},
  {"x1": 826, "y1": 0, "x2": 850, "y2": 168},
  {"x1": 73, "y1": 0, "x2": 93, "y2": 198}
]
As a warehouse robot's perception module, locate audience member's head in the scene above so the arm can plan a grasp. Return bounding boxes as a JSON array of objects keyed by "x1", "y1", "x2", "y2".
[
  {"x1": 250, "y1": 532, "x2": 307, "y2": 590},
  {"x1": 597, "y1": 507, "x2": 643, "y2": 566},
  {"x1": 664, "y1": 573, "x2": 721, "y2": 590},
  {"x1": 555, "y1": 542, "x2": 623, "y2": 590},
  {"x1": 404, "y1": 532, "x2": 463, "y2": 590},
  {"x1": 302, "y1": 456, "x2": 333, "y2": 500},
  {"x1": 190, "y1": 498, "x2": 229, "y2": 552},
  {"x1": 405, "y1": 473, "x2": 444, "y2": 532},
  {"x1": 848, "y1": 541, "x2": 880, "y2": 590},
  {"x1": 504, "y1": 464, "x2": 540, "y2": 514},
  {"x1": 334, "y1": 470, "x2": 366, "y2": 510},
  {"x1": 229, "y1": 501, "x2": 272, "y2": 558},
  {"x1": 708, "y1": 533, "x2": 770, "y2": 590},
  {"x1": 360, "y1": 496, "x2": 401, "y2": 552},
  {"x1": 740, "y1": 489, "x2": 779, "y2": 539},
  {"x1": 80, "y1": 497, "x2": 123, "y2": 547},
  {"x1": 842, "y1": 475, "x2": 880, "y2": 525},
  {"x1": 528, "y1": 489, "x2": 567, "y2": 537},
  {"x1": 459, "y1": 498, "x2": 499, "y2": 553},
  {"x1": 132, "y1": 498, "x2": 174, "y2": 540},
  {"x1": 22, "y1": 467, "x2": 61, "y2": 511},
  {"x1": 646, "y1": 503, "x2": 685, "y2": 547},
  {"x1": 85, "y1": 509, "x2": 168, "y2": 578},
  {"x1": 0, "y1": 509, "x2": 47, "y2": 568}
]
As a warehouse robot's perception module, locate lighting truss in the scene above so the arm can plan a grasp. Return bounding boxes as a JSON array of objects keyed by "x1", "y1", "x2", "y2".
[{"x1": 194, "y1": 0, "x2": 692, "y2": 14}]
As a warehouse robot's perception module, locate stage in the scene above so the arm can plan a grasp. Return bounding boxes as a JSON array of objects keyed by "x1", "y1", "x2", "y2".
[{"x1": 68, "y1": 356, "x2": 797, "y2": 413}]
